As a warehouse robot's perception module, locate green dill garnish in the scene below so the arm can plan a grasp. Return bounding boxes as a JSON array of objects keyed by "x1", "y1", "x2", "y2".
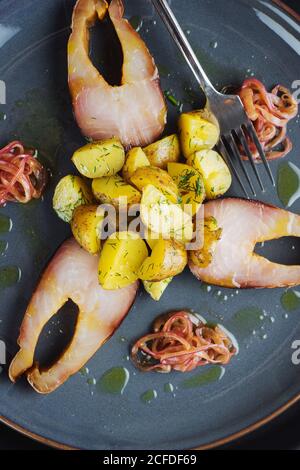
[
  {"x1": 178, "y1": 170, "x2": 195, "y2": 192},
  {"x1": 164, "y1": 90, "x2": 182, "y2": 109},
  {"x1": 195, "y1": 178, "x2": 203, "y2": 197}
]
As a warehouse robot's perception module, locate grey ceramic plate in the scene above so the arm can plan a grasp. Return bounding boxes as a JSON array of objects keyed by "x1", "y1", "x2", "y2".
[{"x1": 0, "y1": 0, "x2": 300, "y2": 450}]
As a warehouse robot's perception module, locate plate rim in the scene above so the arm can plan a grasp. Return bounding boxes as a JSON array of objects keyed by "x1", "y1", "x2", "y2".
[
  {"x1": 1, "y1": 390, "x2": 300, "y2": 449},
  {"x1": 1, "y1": 0, "x2": 300, "y2": 451}
]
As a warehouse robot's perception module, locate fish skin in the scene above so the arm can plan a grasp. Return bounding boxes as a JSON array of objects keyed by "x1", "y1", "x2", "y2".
[
  {"x1": 68, "y1": 0, "x2": 166, "y2": 148},
  {"x1": 189, "y1": 198, "x2": 300, "y2": 289},
  {"x1": 9, "y1": 238, "x2": 138, "y2": 394}
]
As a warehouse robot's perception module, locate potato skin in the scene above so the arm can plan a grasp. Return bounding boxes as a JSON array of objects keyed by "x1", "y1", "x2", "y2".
[
  {"x1": 98, "y1": 232, "x2": 148, "y2": 290},
  {"x1": 72, "y1": 138, "x2": 125, "y2": 178},
  {"x1": 92, "y1": 175, "x2": 141, "y2": 208},
  {"x1": 122, "y1": 147, "x2": 150, "y2": 182},
  {"x1": 53, "y1": 175, "x2": 93, "y2": 223},
  {"x1": 71, "y1": 205, "x2": 104, "y2": 255},
  {"x1": 139, "y1": 238, "x2": 187, "y2": 281},
  {"x1": 143, "y1": 277, "x2": 173, "y2": 301},
  {"x1": 179, "y1": 111, "x2": 220, "y2": 159},
  {"x1": 143, "y1": 134, "x2": 180, "y2": 169},
  {"x1": 188, "y1": 150, "x2": 232, "y2": 199},
  {"x1": 130, "y1": 166, "x2": 179, "y2": 203},
  {"x1": 189, "y1": 216, "x2": 222, "y2": 268}
]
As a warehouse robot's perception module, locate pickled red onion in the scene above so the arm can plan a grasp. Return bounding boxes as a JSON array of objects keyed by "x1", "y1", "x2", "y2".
[
  {"x1": 238, "y1": 78, "x2": 298, "y2": 161},
  {"x1": 0, "y1": 141, "x2": 47, "y2": 206},
  {"x1": 131, "y1": 311, "x2": 236, "y2": 373}
]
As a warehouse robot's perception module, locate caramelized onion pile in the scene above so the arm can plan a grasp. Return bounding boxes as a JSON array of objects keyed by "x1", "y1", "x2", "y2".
[
  {"x1": 0, "y1": 141, "x2": 47, "y2": 207},
  {"x1": 238, "y1": 78, "x2": 298, "y2": 161},
  {"x1": 131, "y1": 311, "x2": 236, "y2": 373}
]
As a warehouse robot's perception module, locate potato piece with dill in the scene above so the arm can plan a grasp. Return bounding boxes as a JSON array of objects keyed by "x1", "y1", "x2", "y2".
[
  {"x1": 143, "y1": 134, "x2": 180, "y2": 169},
  {"x1": 143, "y1": 277, "x2": 173, "y2": 301},
  {"x1": 179, "y1": 110, "x2": 220, "y2": 159},
  {"x1": 130, "y1": 166, "x2": 179, "y2": 203},
  {"x1": 92, "y1": 175, "x2": 141, "y2": 208},
  {"x1": 53, "y1": 175, "x2": 93, "y2": 223},
  {"x1": 189, "y1": 216, "x2": 222, "y2": 268},
  {"x1": 98, "y1": 232, "x2": 148, "y2": 290},
  {"x1": 72, "y1": 138, "x2": 125, "y2": 178},
  {"x1": 139, "y1": 239, "x2": 187, "y2": 281},
  {"x1": 71, "y1": 205, "x2": 104, "y2": 255},
  {"x1": 168, "y1": 162, "x2": 205, "y2": 216},
  {"x1": 188, "y1": 150, "x2": 232, "y2": 199},
  {"x1": 142, "y1": 231, "x2": 173, "y2": 298},
  {"x1": 122, "y1": 147, "x2": 150, "y2": 182},
  {"x1": 140, "y1": 185, "x2": 193, "y2": 242}
]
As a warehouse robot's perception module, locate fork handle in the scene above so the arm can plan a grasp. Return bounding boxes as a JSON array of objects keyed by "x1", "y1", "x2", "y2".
[{"x1": 151, "y1": 0, "x2": 216, "y2": 96}]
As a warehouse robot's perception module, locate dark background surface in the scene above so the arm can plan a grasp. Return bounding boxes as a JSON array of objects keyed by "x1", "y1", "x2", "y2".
[{"x1": 0, "y1": 0, "x2": 300, "y2": 451}]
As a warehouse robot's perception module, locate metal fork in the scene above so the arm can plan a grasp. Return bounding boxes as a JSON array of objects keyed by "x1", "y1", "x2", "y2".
[{"x1": 151, "y1": 0, "x2": 275, "y2": 198}]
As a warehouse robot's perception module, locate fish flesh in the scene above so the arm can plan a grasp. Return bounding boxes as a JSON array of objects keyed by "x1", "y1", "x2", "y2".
[
  {"x1": 189, "y1": 198, "x2": 300, "y2": 288},
  {"x1": 9, "y1": 238, "x2": 138, "y2": 394},
  {"x1": 68, "y1": 0, "x2": 166, "y2": 148}
]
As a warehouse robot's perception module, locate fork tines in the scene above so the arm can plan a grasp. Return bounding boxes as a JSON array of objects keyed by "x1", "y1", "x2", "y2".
[{"x1": 218, "y1": 124, "x2": 275, "y2": 199}]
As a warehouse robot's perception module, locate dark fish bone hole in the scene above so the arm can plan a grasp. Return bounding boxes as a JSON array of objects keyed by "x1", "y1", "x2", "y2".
[
  {"x1": 255, "y1": 237, "x2": 300, "y2": 266},
  {"x1": 89, "y1": 15, "x2": 123, "y2": 86},
  {"x1": 34, "y1": 300, "x2": 79, "y2": 368}
]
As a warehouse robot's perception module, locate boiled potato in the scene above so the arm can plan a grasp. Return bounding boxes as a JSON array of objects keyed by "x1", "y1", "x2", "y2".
[
  {"x1": 179, "y1": 110, "x2": 220, "y2": 159},
  {"x1": 130, "y1": 166, "x2": 179, "y2": 203},
  {"x1": 71, "y1": 205, "x2": 104, "y2": 254},
  {"x1": 98, "y1": 231, "x2": 148, "y2": 290},
  {"x1": 143, "y1": 277, "x2": 173, "y2": 301},
  {"x1": 167, "y1": 162, "x2": 205, "y2": 216},
  {"x1": 140, "y1": 185, "x2": 193, "y2": 242},
  {"x1": 122, "y1": 147, "x2": 150, "y2": 182},
  {"x1": 143, "y1": 134, "x2": 180, "y2": 169},
  {"x1": 188, "y1": 150, "x2": 232, "y2": 199},
  {"x1": 53, "y1": 175, "x2": 93, "y2": 223},
  {"x1": 139, "y1": 238, "x2": 187, "y2": 281},
  {"x1": 72, "y1": 138, "x2": 125, "y2": 178},
  {"x1": 189, "y1": 216, "x2": 222, "y2": 268},
  {"x1": 92, "y1": 175, "x2": 141, "y2": 208}
]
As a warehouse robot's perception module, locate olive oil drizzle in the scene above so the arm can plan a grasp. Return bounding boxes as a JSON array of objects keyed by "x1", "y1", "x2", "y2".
[
  {"x1": 97, "y1": 367, "x2": 130, "y2": 395},
  {"x1": 277, "y1": 161, "x2": 300, "y2": 208},
  {"x1": 180, "y1": 366, "x2": 225, "y2": 389}
]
